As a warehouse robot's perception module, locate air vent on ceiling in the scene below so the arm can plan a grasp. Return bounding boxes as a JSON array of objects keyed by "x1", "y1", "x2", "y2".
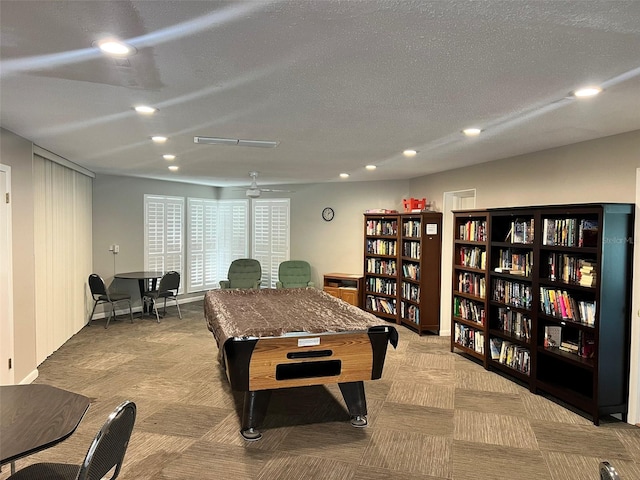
[{"x1": 194, "y1": 136, "x2": 278, "y2": 148}]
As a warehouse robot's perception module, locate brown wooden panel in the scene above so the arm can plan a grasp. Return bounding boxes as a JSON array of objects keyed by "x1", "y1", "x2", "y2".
[
  {"x1": 248, "y1": 332, "x2": 373, "y2": 390},
  {"x1": 340, "y1": 289, "x2": 359, "y2": 307},
  {"x1": 323, "y1": 286, "x2": 341, "y2": 299}
]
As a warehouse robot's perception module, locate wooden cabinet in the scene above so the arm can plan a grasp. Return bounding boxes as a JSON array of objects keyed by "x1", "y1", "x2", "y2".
[
  {"x1": 451, "y1": 203, "x2": 634, "y2": 424},
  {"x1": 323, "y1": 273, "x2": 363, "y2": 308},
  {"x1": 364, "y1": 212, "x2": 442, "y2": 334}
]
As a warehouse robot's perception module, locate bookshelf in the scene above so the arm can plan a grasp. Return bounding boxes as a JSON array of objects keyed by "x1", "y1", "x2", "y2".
[
  {"x1": 451, "y1": 210, "x2": 490, "y2": 365},
  {"x1": 364, "y1": 212, "x2": 442, "y2": 334},
  {"x1": 451, "y1": 203, "x2": 634, "y2": 424}
]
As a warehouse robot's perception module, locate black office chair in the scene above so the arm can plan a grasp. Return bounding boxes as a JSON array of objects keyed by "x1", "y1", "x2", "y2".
[
  {"x1": 142, "y1": 271, "x2": 181, "y2": 322},
  {"x1": 8, "y1": 400, "x2": 137, "y2": 480},
  {"x1": 88, "y1": 274, "x2": 133, "y2": 329},
  {"x1": 600, "y1": 461, "x2": 621, "y2": 480}
]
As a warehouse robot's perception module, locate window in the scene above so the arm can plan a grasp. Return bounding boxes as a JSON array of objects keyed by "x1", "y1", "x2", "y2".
[
  {"x1": 144, "y1": 195, "x2": 184, "y2": 290},
  {"x1": 186, "y1": 198, "x2": 248, "y2": 293},
  {"x1": 252, "y1": 199, "x2": 290, "y2": 288}
]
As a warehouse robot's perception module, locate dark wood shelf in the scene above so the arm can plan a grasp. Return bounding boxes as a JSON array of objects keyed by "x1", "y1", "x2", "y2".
[{"x1": 452, "y1": 203, "x2": 633, "y2": 425}]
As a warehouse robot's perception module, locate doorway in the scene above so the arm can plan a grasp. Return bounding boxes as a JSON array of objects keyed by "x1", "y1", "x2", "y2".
[
  {"x1": 0, "y1": 164, "x2": 14, "y2": 385},
  {"x1": 440, "y1": 189, "x2": 477, "y2": 335}
]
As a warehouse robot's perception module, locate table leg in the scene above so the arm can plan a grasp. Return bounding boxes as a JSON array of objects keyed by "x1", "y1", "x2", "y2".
[
  {"x1": 338, "y1": 381, "x2": 368, "y2": 427},
  {"x1": 241, "y1": 390, "x2": 272, "y2": 441}
]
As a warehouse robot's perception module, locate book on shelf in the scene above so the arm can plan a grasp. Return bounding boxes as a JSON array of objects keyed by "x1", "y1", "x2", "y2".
[
  {"x1": 490, "y1": 337, "x2": 502, "y2": 360},
  {"x1": 559, "y1": 341, "x2": 579, "y2": 354},
  {"x1": 579, "y1": 219, "x2": 599, "y2": 248},
  {"x1": 544, "y1": 325, "x2": 562, "y2": 348}
]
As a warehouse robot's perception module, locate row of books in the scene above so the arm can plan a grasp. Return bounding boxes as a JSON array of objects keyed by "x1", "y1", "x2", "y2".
[
  {"x1": 494, "y1": 248, "x2": 532, "y2": 277},
  {"x1": 542, "y1": 218, "x2": 598, "y2": 247},
  {"x1": 506, "y1": 218, "x2": 535, "y2": 244},
  {"x1": 459, "y1": 220, "x2": 487, "y2": 242},
  {"x1": 402, "y1": 240, "x2": 420, "y2": 259},
  {"x1": 400, "y1": 302, "x2": 419, "y2": 323},
  {"x1": 543, "y1": 325, "x2": 595, "y2": 358},
  {"x1": 458, "y1": 272, "x2": 486, "y2": 298},
  {"x1": 401, "y1": 262, "x2": 420, "y2": 280},
  {"x1": 494, "y1": 307, "x2": 531, "y2": 341},
  {"x1": 539, "y1": 287, "x2": 596, "y2": 325},
  {"x1": 491, "y1": 279, "x2": 532, "y2": 309},
  {"x1": 402, "y1": 220, "x2": 421, "y2": 238},
  {"x1": 489, "y1": 338, "x2": 531, "y2": 375},
  {"x1": 401, "y1": 282, "x2": 420, "y2": 301},
  {"x1": 366, "y1": 277, "x2": 396, "y2": 295},
  {"x1": 366, "y1": 239, "x2": 397, "y2": 256},
  {"x1": 547, "y1": 253, "x2": 597, "y2": 286},
  {"x1": 459, "y1": 246, "x2": 486, "y2": 269},
  {"x1": 365, "y1": 219, "x2": 397, "y2": 236},
  {"x1": 453, "y1": 296, "x2": 485, "y2": 325},
  {"x1": 454, "y1": 322, "x2": 485, "y2": 354},
  {"x1": 366, "y1": 258, "x2": 397, "y2": 276},
  {"x1": 365, "y1": 295, "x2": 396, "y2": 315}
]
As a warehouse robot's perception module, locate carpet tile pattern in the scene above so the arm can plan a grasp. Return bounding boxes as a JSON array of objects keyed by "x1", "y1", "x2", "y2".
[{"x1": 2, "y1": 300, "x2": 638, "y2": 479}]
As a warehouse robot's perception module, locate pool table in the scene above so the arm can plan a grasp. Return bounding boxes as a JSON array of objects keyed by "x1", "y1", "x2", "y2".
[{"x1": 205, "y1": 287, "x2": 398, "y2": 440}]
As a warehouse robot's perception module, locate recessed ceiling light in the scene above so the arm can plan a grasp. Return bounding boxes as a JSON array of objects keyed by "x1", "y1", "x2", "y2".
[
  {"x1": 168, "y1": 165, "x2": 179, "y2": 172},
  {"x1": 573, "y1": 86, "x2": 602, "y2": 98},
  {"x1": 95, "y1": 39, "x2": 135, "y2": 56},
  {"x1": 163, "y1": 154, "x2": 176, "y2": 161},
  {"x1": 462, "y1": 128, "x2": 482, "y2": 136},
  {"x1": 134, "y1": 105, "x2": 157, "y2": 114},
  {"x1": 151, "y1": 136, "x2": 168, "y2": 143},
  {"x1": 339, "y1": 173, "x2": 349, "y2": 179},
  {"x1": 365, "y1": 165, "x2": 377, "y2": 170},
  {"x1": 403, "y1": 149, "x2": 417, "y2": 157}
]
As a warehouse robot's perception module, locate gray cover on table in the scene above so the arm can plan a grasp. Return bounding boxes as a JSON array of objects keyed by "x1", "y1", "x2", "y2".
[{"x1": 205, "y1": 287, "x2": 398, "y2": 349}]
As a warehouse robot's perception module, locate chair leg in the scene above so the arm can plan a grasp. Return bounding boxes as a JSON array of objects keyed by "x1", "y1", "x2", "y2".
[
  {"x1": 153, "y1": 301, "x2": 160, "y2": 323},
  {"x1": 175, "y1": 297, "x2": 182, "y2": 319},
  {"x1": 105, "y1": 304, "x2": 115, "y2": 329},
  {"x1": 88, "y1": 301, "x2": 99, "y2": 326},
  {"x1": 128, "y1": 300, "x2": 133, "y2": 323}
]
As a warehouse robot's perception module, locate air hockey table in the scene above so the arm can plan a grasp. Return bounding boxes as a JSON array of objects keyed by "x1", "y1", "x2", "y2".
[{"x1": 204, "y1": 287, "x2": 398, "y2": 440}]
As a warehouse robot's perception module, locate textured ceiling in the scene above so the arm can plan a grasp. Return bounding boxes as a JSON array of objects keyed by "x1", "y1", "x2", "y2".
[{"x1": 1, "y1": 0, "x2": 639, "y2": 188}]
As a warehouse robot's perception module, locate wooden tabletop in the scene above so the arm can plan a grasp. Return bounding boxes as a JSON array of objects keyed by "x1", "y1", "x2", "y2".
[{"x1": 0, "y1": 384, "x2": 90, "y2": 465}]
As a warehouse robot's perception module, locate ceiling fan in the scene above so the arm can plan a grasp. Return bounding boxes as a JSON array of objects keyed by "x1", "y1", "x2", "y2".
[{"x1": 244, "y1": 171, "x2": 292, "y2": 198}]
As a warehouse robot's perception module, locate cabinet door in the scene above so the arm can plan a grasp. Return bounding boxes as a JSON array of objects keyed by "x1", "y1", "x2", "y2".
[
  {"x1": 340, "y1": 288, "x2": 359, "y2": 307},
  {"x1": 323, "y1": 286, "x2": 341, "y2": 299}
]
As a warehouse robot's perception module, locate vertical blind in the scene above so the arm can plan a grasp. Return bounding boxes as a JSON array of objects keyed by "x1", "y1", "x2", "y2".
[{"x1": 33, "y1": 155, "x2": 92, "y2": 364}]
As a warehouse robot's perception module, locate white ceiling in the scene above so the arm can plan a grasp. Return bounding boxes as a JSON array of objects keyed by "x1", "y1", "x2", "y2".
[{"x1": 1, "y1": 1, "x2": 639, "y2": 188}]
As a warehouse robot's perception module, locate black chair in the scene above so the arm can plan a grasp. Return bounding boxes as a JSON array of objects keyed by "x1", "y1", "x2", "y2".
[
  {"x1": 88, "y1": 274, "x2": 133, "y2": 329},
  {"x1": 142, "y1": 271, "x2": 181, "y2": 322},
  {"x1": 8, "y1": 400, "x2": 137, "y2": 480},
  {"x1": 600, "y1": 461, "x2": 621, "y2": 480}
]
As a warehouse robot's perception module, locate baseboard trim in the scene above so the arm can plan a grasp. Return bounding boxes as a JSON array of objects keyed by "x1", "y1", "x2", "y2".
[{"x1": 91, "y1": 294, "x2": 204, "y2": 320}]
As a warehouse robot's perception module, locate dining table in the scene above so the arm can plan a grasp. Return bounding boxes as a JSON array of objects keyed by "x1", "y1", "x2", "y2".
[
  {"x1": 0, "y1": 384, "x2": 90, "y2": 474},
  {"x1": 114, "y1": 270, "x2": 163, "y2": 315}
]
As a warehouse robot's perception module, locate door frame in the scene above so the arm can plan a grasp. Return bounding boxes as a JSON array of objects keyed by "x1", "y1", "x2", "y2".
[
  {"x1": 628, "y1": 168, "x2": 640, "y2": 425},
  {"x1": 0, "y1": 163, "x2": 14, "y2": 385},
  {"x1": 440, "y1": 189, "x2": 476, "y2": 336}
]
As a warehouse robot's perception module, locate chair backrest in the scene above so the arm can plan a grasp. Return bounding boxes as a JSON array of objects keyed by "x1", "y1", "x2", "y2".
[
  {"x1": 227, "y1": 259, "x2": 262, "y2": 288},
  {"x1": 158, "y1": 271, "x2": 180, "y2": 294},
  {"x1": 278, "y1": 260, "x2": 311, "y2": 288},
  {"x1": 77, "y1": 400, "x2": 137, "y2": 480},
  {"x1": 89, "y1": 274, "x2": 109, "y2": 299}
]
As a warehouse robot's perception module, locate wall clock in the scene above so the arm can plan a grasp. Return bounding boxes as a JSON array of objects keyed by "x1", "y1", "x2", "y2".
[{"x1": 322, "y1": 207, "x2": 335, "y2": 222}]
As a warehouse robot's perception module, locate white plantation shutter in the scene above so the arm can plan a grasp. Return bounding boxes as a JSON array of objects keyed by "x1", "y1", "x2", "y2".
[
  {"x1": 186, "y1": 198, "x2": 248, "y2": 292},
  {"x1": 252, "y1": 199, "x2": 290, "y2": 288},
  {"x1": 144, "y1": 195, "x2": 184, "y2": 291}
]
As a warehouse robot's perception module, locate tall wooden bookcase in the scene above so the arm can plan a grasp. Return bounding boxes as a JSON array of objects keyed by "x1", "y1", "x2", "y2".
[
  {"x1": 451, "y1": 210, "x2": 490, "y2": 366},
  {"x1": 451, "y1": 203, "x2": 634, "y2": 424},
  {"x1": 364, "y1": 212, "x2": 442, "y2": 334}
]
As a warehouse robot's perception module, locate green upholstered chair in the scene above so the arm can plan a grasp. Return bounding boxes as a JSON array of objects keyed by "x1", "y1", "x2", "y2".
[
  {"x1": 219, "y1": 259, "x2": 262, "y2": 289},
  {"x1": 276, "y1": 260, "x2": 314, "y2": 289}
]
